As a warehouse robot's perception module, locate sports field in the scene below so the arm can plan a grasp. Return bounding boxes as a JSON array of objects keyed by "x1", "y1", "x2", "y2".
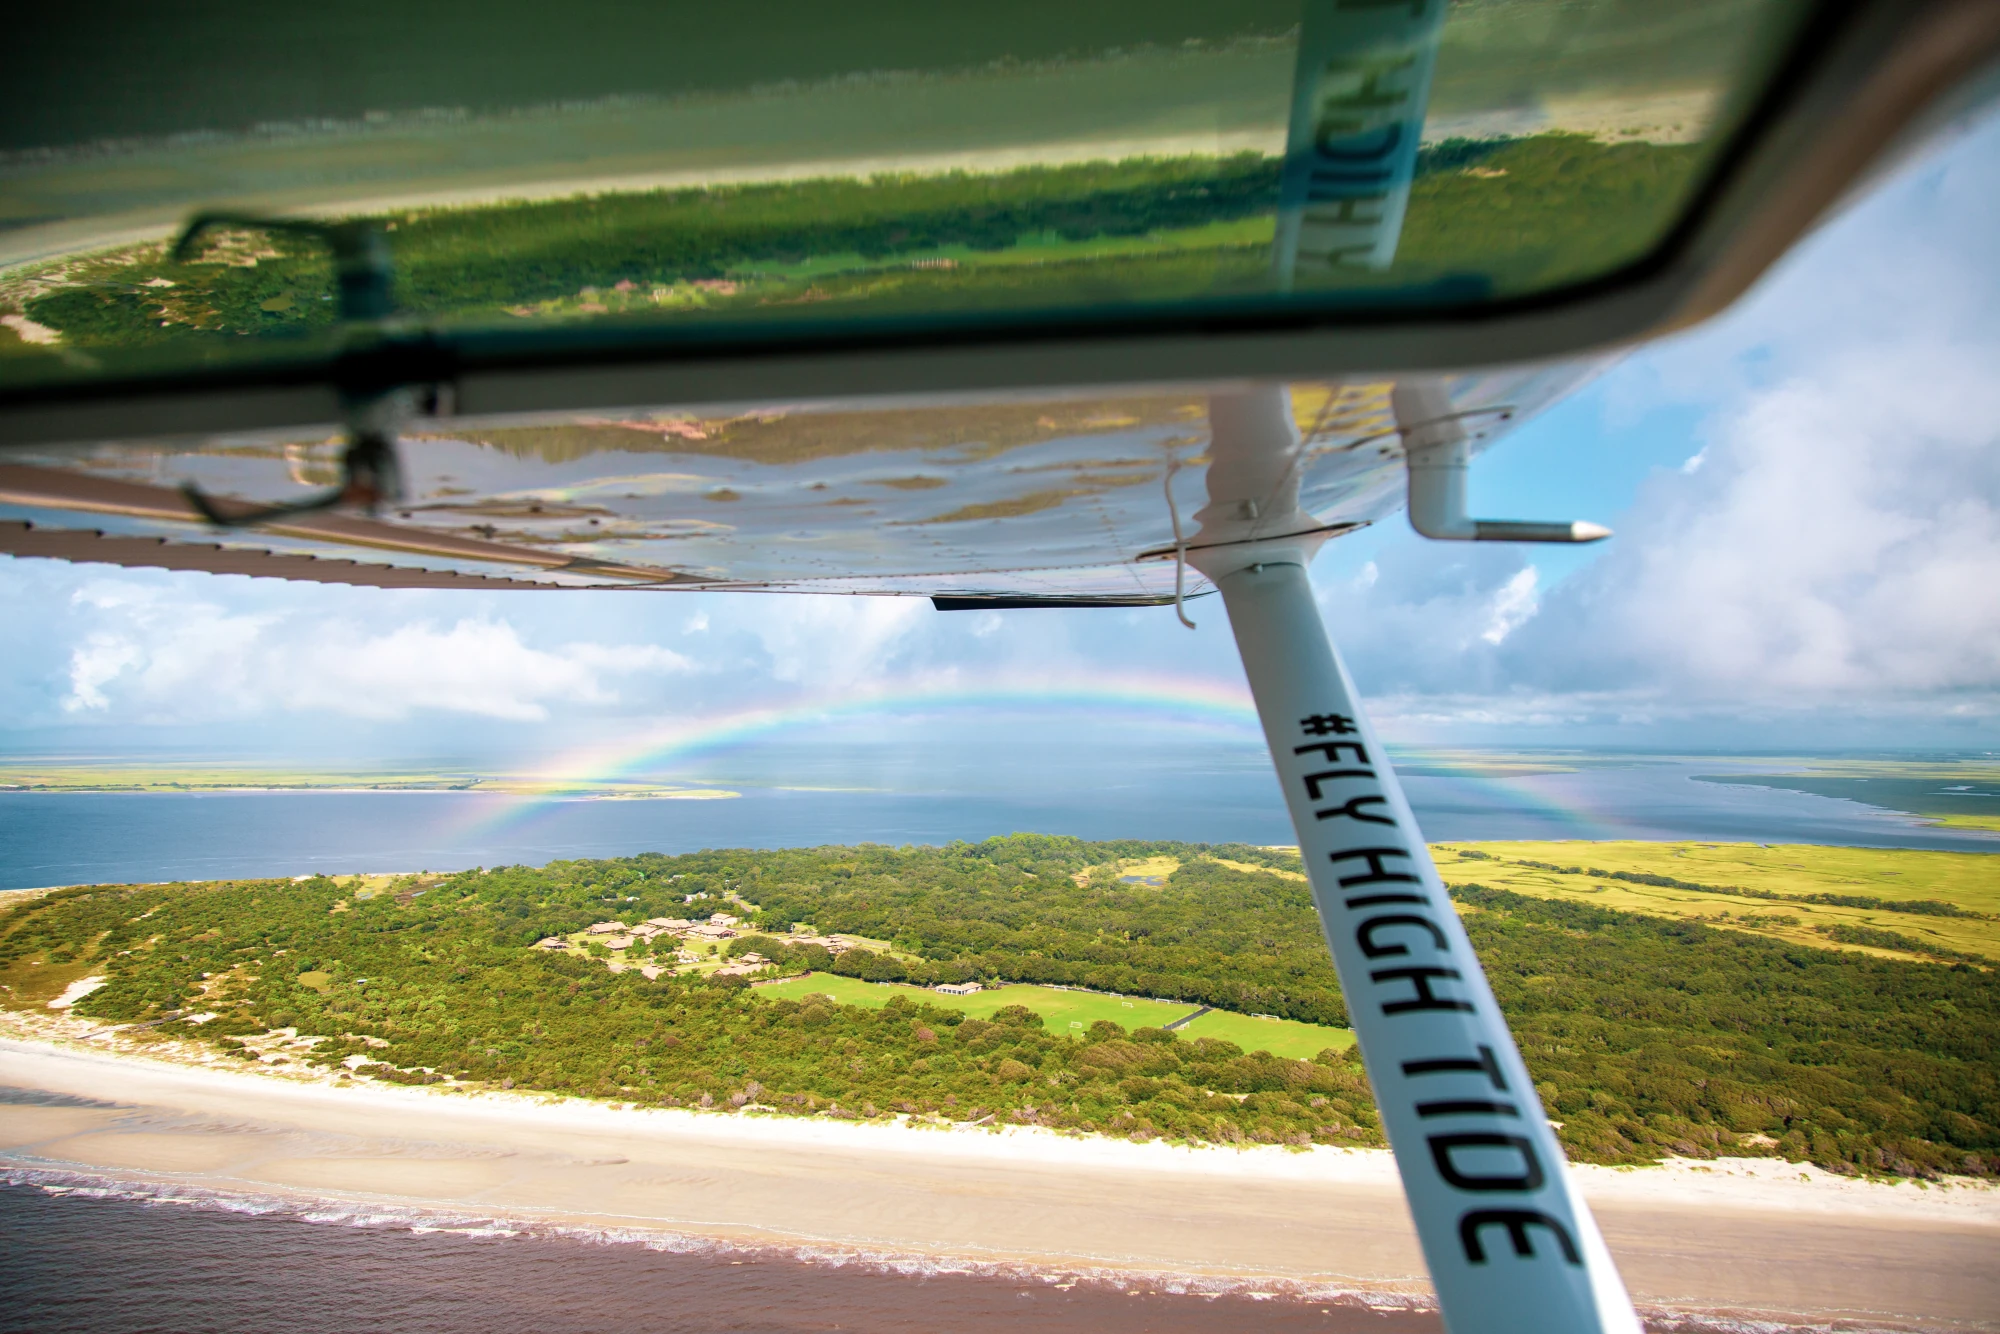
[{"x1": 754, "y1": 974, "x2": 1353, "y2": 1058}]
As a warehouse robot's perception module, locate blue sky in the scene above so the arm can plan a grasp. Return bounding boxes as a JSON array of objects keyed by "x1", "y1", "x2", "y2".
[{"x1": 4, "y1": 110, "x2": 1998, "y2": 769}]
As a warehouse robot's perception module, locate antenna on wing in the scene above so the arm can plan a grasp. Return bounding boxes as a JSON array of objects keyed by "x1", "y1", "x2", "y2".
[
  {"x1": 171, "y1": 213, "x2": 409, "y2": 528},
  {"x1": 1395, "y1": 383, "x2": 1611, "y2": 544}
]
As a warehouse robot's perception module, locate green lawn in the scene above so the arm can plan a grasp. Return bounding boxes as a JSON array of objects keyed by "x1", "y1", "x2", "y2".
[
  {"x1": 1175, "y1": 1008, "x2": 1354, "y2": 1059},
  {"x1": 755, "y1": 973, "x2": 1353, "y2": 1057}
]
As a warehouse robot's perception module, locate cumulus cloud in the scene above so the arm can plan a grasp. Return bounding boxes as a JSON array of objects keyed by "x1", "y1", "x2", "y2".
[
  {"x1": 52, "y1": 580, "x2": 696, "y2": 723},
  {"x1": 1513, "y1": 344, "x2": 2000, "y2": 703},
  {"x1": 1323, "y1": 107, "x2": 2000, "y2": 736},
  {"x1": 745, "y1": 594, "x2": 931, "y2": 688},
  {"x1": 1315, "y1": 541, "x2": 1539, "y2": 697}
]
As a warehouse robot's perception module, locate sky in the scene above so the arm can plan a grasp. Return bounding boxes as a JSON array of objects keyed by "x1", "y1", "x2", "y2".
[{"x1": 4, "y1": 108, "x2": 1998, "y2": 773}]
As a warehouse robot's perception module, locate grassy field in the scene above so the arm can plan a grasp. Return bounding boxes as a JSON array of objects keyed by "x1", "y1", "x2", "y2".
[
  {"x1": 755, "y1": 973, "x2": 1353, "y2": 1058},
  {"x1": 1433, "y1": 841, "x2": 1998, "y2": 964},
  {"x1": 1078, "y1": 853, "x2": 1183, "y2": 887},
  {"x1": 1175, "y1": 1008, "x2": 1355, "y2": 1059}
]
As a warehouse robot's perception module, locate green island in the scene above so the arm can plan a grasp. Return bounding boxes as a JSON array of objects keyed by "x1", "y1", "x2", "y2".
[
  {"x1": 0, "y1": 759, "x2": 736, "y2": 801},
  {"x1": 2, "y1": 835, "x2": 1992, "y2": 1181},
  {"x1": 2, "y1": 134, "x2": 1699, "y2": 357}
]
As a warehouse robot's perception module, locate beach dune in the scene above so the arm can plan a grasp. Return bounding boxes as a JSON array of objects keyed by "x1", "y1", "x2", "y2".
[{"x1": 2, "y1": 1038, "x2": 1994, "y2": 1329}]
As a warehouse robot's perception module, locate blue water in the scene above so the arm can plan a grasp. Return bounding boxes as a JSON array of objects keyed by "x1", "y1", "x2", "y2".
[{"x1": 1, "y1": 748, "x2": 1991, "y2": 889}]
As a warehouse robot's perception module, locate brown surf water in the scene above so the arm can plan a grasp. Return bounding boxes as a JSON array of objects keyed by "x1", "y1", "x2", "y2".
[{"x1": 0, "y1": 1177, "x2": 1441, "y2": 1334}]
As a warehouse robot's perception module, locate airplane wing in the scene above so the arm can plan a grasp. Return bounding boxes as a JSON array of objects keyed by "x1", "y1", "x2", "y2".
[
  {"x1": 3, "y1": 1, "x2": 1990, "y2": 599},
  {"x1": 0, "y1": 368, "x2": 1589, "y2": 600},
  {"x1": 4, "y1": 2, "x2": 1996, "y2": 1331}
]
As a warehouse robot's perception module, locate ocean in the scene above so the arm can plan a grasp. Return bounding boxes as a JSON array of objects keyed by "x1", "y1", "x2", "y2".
[
  {"x1": 0, "y1": 1176, "x2": 1433, "y2": 1334},
  {"x1": 0, "y1": 749, "x2": 1991, "y2": 891}
]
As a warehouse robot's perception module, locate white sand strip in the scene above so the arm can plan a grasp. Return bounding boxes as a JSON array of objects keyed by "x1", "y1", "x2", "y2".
[{"x1": 2, "y1": 1035, "x2": 1994, "y2": 1327}]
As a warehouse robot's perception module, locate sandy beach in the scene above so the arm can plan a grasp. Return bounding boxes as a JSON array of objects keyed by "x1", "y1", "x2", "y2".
[{"x1": 3, "y1": 1031, "x2": 1994, "y2": 1330}]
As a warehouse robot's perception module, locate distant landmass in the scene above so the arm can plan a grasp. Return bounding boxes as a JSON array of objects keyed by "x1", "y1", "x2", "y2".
[{"x1": 1700, "y1": 767, "x2": 2000, "y2": 834}]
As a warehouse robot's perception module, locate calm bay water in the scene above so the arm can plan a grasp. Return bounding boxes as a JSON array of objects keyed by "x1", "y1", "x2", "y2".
[{"x1": 0, "y1": 753, "x2": 1991, "y2": 890}]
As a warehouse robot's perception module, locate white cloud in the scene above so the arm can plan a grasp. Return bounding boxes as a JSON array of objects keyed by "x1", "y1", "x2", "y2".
[
  {"x1": 1511, "y1": 333, "x2": 2000, "y2": 707},
  {"x1": 281, "y1": 619, "x2": 693, "y2": 722},
  {"x1": 746, "y1": 594, "x2": 929, "y2": 688},
  {"x1": 1479, "y1": 567, "x2": 1539, "y2": 646},
  {"x1": 1317, "y1": 109, "x2": 2000, "y2": 737},
  {"x1": 1313, "y1": 538, "x2": 1539, "y2": 698},
  {"x1": 61, "y1": 634, "x2": 141, "y2": 712},
  {"x1": 43, "y1": 582, "x2": 701, "y2": 723},
  {"x1": 1335, "y1": 338, "x2": 2000, "y2": 735}
]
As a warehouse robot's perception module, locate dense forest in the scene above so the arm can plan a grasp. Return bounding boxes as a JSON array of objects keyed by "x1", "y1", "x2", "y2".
[
  {"x1": 16, "y1": 133, "x2": 1699, "y2": 349},
  {"x1": 2, "y1": 835, "x2": 1991, "y2": 1179}
]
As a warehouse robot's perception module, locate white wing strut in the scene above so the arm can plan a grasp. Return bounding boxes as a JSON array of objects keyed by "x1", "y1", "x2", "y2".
[{"x1": 1190, "y1": 388, "x2": 1640, "y2": 1334}]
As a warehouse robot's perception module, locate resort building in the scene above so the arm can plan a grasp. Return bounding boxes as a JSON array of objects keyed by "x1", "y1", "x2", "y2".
[
  {"x1": 532, "y1": 937, "x2": 569, "y2": 950},
  {"x1": 586, "y1": 921, "x2": 628, "y2": 935},
  {"x1": 783, "y1": 932, "x2": 853, "y2": 955}
]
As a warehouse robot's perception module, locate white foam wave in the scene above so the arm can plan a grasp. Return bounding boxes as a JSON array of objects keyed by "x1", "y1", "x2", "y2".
[{"x1": 4, "y1": 1167, "x2": 1875, "y2": 1332}]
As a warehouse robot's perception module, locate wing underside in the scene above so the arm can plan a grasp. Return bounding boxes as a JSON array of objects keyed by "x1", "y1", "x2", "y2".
[{"x1": 0, "y1": 370, "x2": 1583, "y2": 595}]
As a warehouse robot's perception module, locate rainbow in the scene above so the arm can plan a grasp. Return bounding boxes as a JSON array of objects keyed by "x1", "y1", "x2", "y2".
[
  {"x1": 443, "y1": 671, "x2": 1262, "y2": 841},
  {"x1": 1387, "y1": 751, "x2": 1650, "y2": 841}
]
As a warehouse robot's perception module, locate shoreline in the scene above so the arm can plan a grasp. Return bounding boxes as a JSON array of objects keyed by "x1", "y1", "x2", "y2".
[
  {"x1": 4, "y1": 1033, "x2": 1995, "y2": 1330},
  {"x1": 5, "y1": 1030, "x2": 1991, "y2": 1224}
]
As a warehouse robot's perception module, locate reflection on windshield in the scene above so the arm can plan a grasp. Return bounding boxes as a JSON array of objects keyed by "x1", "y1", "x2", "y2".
[{"x1": 0, "y1": 0, "x2": 1805, "y2": 384}]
